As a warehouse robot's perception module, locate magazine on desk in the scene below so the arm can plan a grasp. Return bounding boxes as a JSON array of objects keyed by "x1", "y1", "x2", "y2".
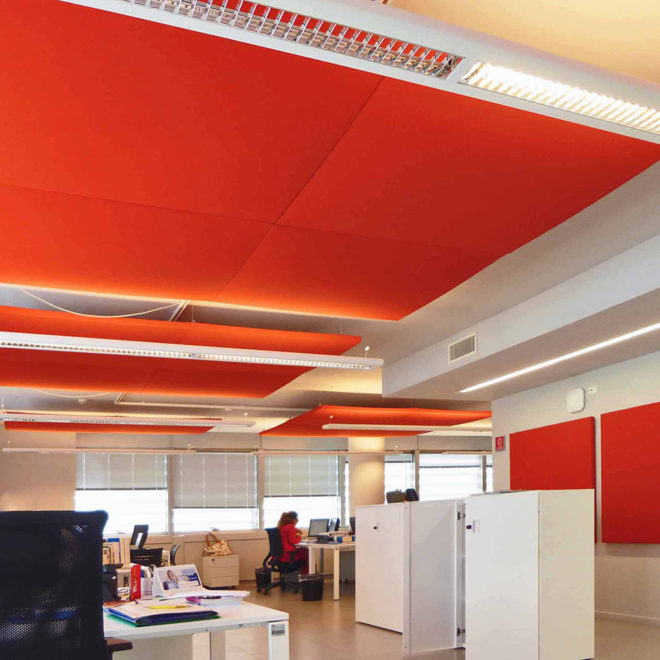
[
  {"x1": 152, "y1": 564, "x2": 250, "y2": 601},
  {"x1": 104, "y1": 600, "x2": 219, "y2": 627}
]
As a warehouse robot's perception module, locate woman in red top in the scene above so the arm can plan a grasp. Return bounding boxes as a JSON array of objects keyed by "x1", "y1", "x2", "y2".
[{"x1": 277, "y1": 511, "x2": 308, "y2": 571}]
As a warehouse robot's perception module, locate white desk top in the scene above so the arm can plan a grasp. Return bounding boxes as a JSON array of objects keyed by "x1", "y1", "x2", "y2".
[
  {"x1": 297, "y1": 541, "x2": 356, "y2": 550},
  {"x1": 104, "y1": 601, "x2": 288, "y2": 640}
]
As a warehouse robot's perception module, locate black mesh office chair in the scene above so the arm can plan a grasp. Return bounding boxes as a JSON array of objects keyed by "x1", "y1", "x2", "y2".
[
  {"x1": 0, "y1": 510, "x2": 132, "y2": 660},
  {"x1": 261, "y1": 528, "x2": 302, "y2": 595},
  {"x1": 169, "y1": 544, "x2": 182, "y2": 566}
]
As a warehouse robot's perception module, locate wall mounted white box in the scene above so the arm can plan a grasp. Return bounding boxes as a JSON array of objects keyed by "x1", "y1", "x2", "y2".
[{"x1": 464, "y1": 490, "x2": 594, "y2": 660}]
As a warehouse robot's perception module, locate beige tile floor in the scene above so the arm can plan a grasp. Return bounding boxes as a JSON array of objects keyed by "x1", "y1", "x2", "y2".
[{"x1": 197, "y1": 581, "x2": 660, "y2": 659}]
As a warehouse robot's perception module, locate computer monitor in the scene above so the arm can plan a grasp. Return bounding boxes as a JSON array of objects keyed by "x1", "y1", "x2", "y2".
[
  {"x1": 327, "y1": 517, "x2": 339, "y2": 532},
  {"x1": 130, "y1": 524, "x2": 149, "y2": 549},
  {"x1": 308, "y1": 518, "x2": 330, "y2": 538},
  {"x1": 386, "y1": 490, "x2": 406, "y2": 503},
  {"x1": 349, "y1": 516, "x2": 356, "y2": 535},
  {"x1": 405, "y1": 488, "x2": 419, "y2": 502},
  {"x1": 130, "y1": 547, "x2": 163, "y2": 567}
]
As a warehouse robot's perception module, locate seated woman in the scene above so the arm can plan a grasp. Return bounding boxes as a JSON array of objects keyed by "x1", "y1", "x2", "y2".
[{"x1": 277, "y1": 511, "x2": 308, "y2": 573}]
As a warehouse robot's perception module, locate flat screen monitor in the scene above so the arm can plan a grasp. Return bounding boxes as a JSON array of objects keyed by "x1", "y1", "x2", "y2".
[
  {"x1": 349, "y1": 516, "x2": 356, "y2": 535},
  {"x1": 327, "y1": 517, "x2": 339, "y2": 532},
  {"x1": 386, "y1": 490, "x2": 406, "y2": 503},
  {"x1": 308, "y1": 518, "x2": 330, "y2": 538},
  {"x1": 130, "y1": 547, "x2": 163, "y2": 567},
  {"x1": 130, "y1": 524, "x2": 149, "y2": 549}
]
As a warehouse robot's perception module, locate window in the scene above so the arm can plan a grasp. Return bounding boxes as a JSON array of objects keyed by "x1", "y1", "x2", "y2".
[
  {"x1": 172, "y1": 453, "x2": 257, "y2": 531},
  {"x1": 486, "y1": 455, "x2": 493, "y2": 492},
  {"x1": 263, "y1": 454, "x2": 341, "y2": 528},
  {"x1": 384, "y1": 453, "x2": 415, "y2": 496},
  {"x1": 419, "y1": 454, "x2": 490, "y2": 500},
  {"x1": 75, "y1": 453, "x2": 168, "y2": 533}
]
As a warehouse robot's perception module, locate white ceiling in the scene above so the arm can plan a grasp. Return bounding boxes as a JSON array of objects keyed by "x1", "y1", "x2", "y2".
[
  {"x1": 2, "y1": 1, "x2": 660, "y2": 431},
  {"x1": 389, "y1": 0, "x2": 660, "y2": 84}
]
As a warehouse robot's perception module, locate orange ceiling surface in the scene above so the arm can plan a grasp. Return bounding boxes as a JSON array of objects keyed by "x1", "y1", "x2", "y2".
[
  {"x1": 261, "y1": 405, "x2": 492, "y2": 437},
  {"x1": 0, "y1": 3, "x2": 658, "y2": 320},
  {"x1": 3, "y1": 422, "x2": 213, "y2": 434},
  {"x1": 0, "y1": 306, "x2": 360, "y2": 398}
]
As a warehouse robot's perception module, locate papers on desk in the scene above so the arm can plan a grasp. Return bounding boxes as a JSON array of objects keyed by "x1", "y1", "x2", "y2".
[{"x1": 104, "y1": 601, "x2": 219, "y2": 627}]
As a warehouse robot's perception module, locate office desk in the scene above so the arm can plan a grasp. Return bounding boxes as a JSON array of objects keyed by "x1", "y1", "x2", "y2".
[
  {"x1": 104, "y1": 601, "x2": 289, "y2": 660},
  {"x1": 298, "y1": 541, "x2": 356, "y2": 600}
]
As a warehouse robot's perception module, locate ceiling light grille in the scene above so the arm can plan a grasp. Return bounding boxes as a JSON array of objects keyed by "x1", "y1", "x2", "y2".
[
  {"x1": 462, "y1": 62, "x2": 660, "y2": 135},
  {"x1": 116, "y1": 0, "x2": 463, "y2": 79}
]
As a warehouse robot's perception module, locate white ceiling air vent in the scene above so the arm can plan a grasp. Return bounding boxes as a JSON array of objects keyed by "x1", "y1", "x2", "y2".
[
  {"x1": 76, "y1": 0, "x2": 463, "y2": 80},
  {"x1": 448, "y1": 333, "x2": 477, "y2": 364}
]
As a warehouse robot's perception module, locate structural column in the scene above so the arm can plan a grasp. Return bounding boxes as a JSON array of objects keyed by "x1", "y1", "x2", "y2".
[{"x1": 348, "y1": 437, "x2": 385, "y2": 516}]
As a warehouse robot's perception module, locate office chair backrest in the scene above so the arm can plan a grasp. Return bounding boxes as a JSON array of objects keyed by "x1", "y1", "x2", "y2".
[
  {"x1": 0, "y1": 510, "x2": 108, "y2": 660},
  {"x1": 264, "y1": 527, "x2": 284, "y2": 562},
  {"x1": 170, "y1": 543, "x2": 182, "y2": 566}
]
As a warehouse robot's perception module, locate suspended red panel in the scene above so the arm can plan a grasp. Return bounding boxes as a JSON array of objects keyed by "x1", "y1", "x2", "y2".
[
  {"x1": 0, "y1": 307, "x2": 361, "y2": 397},
  {"x1": 261, "y1": 404, "x2": 491, "y2": 437},
  {"x1": 0, "y1": 0, "x2": 380, "y2": 218},
  {"x1": 4, "y1": 422, "x2": 212, "y2": 434}
]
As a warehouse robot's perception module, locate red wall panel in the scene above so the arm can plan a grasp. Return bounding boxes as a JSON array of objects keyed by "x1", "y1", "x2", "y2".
[
  {"x1": 510, "y1": 417, "x2": 596, "y2": 491},
  {"x1": 601, "y1": 401, "x2": 660, "y2": 543}
]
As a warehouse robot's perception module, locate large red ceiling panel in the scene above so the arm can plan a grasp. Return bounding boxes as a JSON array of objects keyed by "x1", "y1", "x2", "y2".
[
  {"x1": 4, "y1": 422, "x2": 212, "y2": 434},
  {"x1": 219, "y1": 225, "x2": 501, "y2": 319},
  {"x1": 280, "y1": 78, "x2": 660, "y2": 250},
  {"x1": 262, "y1": 404, "x2": 491, "y2": 437},
  {"x1": 0, "y1": 0, "x2": 380, "y2": 219},
  {"x1": 0, "y1": 184, "x2": 271, "y2": 300},
  {"x1": 0, "y1": 306, "x2": 361, "y2": 397},
  {"x1": 0, "y1": 1, "x2": 657, "y2": 320}
]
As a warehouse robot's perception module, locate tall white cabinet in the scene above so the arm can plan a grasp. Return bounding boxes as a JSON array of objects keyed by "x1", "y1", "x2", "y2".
[
  {"x1": 464, "y1": 490, "x2": 594, "y2": 660},
  {"x1": 355, "y1": 500, "x2": 462, "y2": 652}
]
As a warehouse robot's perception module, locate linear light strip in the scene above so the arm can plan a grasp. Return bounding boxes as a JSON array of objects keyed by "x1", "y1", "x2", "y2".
[
  {"x1": 1, "y1": 413, "x2": 254, "y2": 428},
  {"x1": 86, "y1": 0, "x2": 463, "y2": 79},
  {"x1": 322, "y1": 423, "x2": 490, "y2": 434},
  {"x1": 461, "y1": 62, "x2": 660, "y2": 135},
  {"x1": 460, "y1": 320, "x2": 660, "y2": 393},
  {"x1": 0, "y1": 331, "x2": 382, "y2": 370}
]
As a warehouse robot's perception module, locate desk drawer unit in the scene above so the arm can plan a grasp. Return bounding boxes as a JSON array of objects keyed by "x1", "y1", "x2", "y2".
[{"x1": 202, "y1": 555, "x2": 240, "y2": 588}]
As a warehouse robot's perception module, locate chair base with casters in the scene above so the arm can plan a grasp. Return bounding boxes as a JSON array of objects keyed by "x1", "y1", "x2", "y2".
[{"x1": 261, "y1": 527, "x2": 303, "y2": 595}]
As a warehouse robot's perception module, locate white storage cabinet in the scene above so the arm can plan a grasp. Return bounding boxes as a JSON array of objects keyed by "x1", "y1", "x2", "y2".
[{"x1": 201, "y1": 555, "x2": 240, "y2": 588}]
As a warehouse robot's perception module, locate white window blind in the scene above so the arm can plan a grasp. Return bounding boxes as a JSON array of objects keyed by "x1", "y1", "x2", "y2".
[
  {"x1": 75, "y1": 453, "x2": 168, "y2": 533},
  {"x1": 263, "y1": 454, "x2": 341, "y2": 528},
  {"x1": 76, "y1": 453, "x2": 167, "y2": 490},
  {"x1": 171, "y1": 453, "x2": 257, "y2": 531},
  {"x1": 419, "y1": 454, "x2": 487, "y2": 501},
  {"x1": 384, "y1": 453, "x2": 415, "y2": 496},
  {"x1": 264, "y1": 455, "x2": 339, "y2": 497}
]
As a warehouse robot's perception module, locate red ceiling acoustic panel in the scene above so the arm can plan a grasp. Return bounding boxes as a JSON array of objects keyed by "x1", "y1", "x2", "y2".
[
  {"x1": 509, "y1": 418, "x2": 596, "y2": 491},
  {"x1": 4, "y1": 422, "x2": 212, "y2": 434},
  {"x1": 0, "y1": 1, "x2": 657, "y2": 319},
  {"x1": 601, "y1": 401, "x2": 660, "y2": 543},
  {"x1": 261, "y1": 404, "x2": 491, "y2": 437},
  {"x1": 0, "y1": 306, "x2": 361, "y2": 398}
]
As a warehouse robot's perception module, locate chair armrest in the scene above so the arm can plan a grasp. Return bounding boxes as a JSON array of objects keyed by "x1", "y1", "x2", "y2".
[{"x1": 106, "y1": 637, "x2": 133, "y2": 657}]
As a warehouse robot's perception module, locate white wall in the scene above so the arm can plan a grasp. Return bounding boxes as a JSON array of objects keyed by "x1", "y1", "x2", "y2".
[
  {"x1": 492, "y1": 348, "x2": 660, "y2": 625},
  {"x1": 0, "y1": 428, "x2": 76, "y2": 510}
]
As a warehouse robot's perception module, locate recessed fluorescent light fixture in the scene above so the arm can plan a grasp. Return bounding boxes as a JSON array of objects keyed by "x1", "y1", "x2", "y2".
[
  {"x1": 461, "y1": 62, "x2": 660, "y2": 135},
  {"x1": 322, "y1": 423, "x2": 491, "y2": 436},
  {"x1": 0, "y1": 413, "x2": 254, "y2": 428},
  {"x1": 460, "y1": 320, "x2": 660, "y2": 393},
  {"x1": 322, "y1": 423, "x2": 488, "y2": 433},
  {"x1": 0, "y1": 331, "x2": 382, "y2": 370},
  {"x1": 63, "y1": 0, "x2": 462, "y2": 80}
]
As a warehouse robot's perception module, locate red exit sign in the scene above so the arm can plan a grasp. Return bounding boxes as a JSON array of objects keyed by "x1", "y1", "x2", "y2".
[{"x1": 495, "y1": 436, "x2": 506, "y2": 451}]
